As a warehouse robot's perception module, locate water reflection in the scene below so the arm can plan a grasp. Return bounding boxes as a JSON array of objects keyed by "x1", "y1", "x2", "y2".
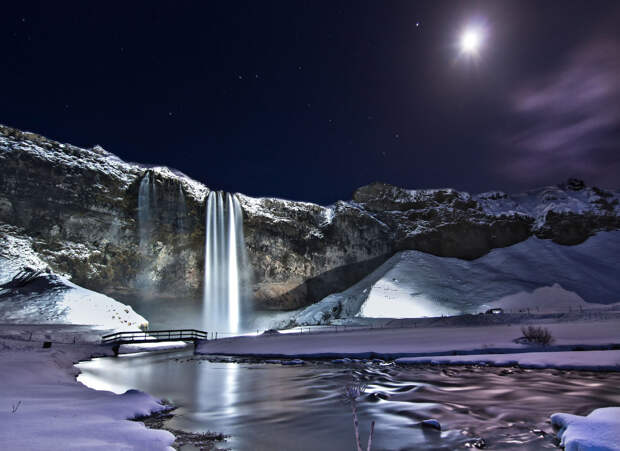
[{"x1": 77, "y1": 351, "x2": 620, "y2": 450}]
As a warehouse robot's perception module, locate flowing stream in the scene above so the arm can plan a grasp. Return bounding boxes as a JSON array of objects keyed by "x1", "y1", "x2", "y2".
[{"x1": 77, "y1": 350, "x2": 620, "y2": 450}]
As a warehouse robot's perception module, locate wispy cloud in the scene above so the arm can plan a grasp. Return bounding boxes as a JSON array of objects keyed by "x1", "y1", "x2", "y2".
[{"x1": 502, "y1": 37, "x2": 620, "y2": 187}]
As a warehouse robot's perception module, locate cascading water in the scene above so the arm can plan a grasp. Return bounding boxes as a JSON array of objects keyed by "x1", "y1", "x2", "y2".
[
  {"x1": 138, "y1": 172, "x2": 156, "y2": 249},
  {"x1": 137, "y1": 172, "x2": 157, "y2": 291},
  {"x1": 203, "y1": 191, "x2": 249, "y2": 333},
  {"x1": 176, "y1": 183, "x2": 187, "y2": 233}
]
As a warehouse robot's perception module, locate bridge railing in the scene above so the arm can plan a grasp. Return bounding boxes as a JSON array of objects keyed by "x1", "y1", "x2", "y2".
[{"x1": 101, "y1": 329, "x2": 208, "y2": 345}]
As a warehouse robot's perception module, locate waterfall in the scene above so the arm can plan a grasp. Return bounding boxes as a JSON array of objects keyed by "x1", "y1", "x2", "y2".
[
  {"x1": 138, "y1": 172, "x2": 156, "y2": 249},
  {"x1": 176, "y1": 183, "x2": 187, "y2": 233},
  {"x1": 203, "y1": 191, "x2": 249, "y2": 333}
]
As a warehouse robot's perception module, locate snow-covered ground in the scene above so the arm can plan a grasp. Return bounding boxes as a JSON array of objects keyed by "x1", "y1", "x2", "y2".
[
  {"x1": 0, "y1": 225, "x2": 148, "y2": 331},
  {"x1": 551, "y1": 407, "x2": 620, "y2": 451},
  {"x1": 0, "y1": 325, "x2": 174, "y2": 450},
  {"x1": 197, "y1": 318, "x2": 620, "y2": 359},
  {"x1": 396, "y1": 350, "x2": 620, "y2": 371},
  {"x1": 295, "y1": 231, "x2": 620, "y2": 325}
]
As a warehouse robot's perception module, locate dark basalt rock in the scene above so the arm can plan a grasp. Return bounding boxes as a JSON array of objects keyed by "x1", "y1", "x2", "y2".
[{"x1": 1, "y1": 124, "x2": 619, "y2": 310}]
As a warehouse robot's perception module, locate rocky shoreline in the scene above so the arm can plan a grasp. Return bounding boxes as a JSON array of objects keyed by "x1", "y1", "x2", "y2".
[{"x1": 133, "y1": 406, "x2": 228, "y2": 451}]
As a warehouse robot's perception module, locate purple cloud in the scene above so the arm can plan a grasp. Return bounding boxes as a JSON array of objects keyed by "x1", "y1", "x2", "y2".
[{"x1": 501, "y1": 38, "x2": 620, "y2": 188}]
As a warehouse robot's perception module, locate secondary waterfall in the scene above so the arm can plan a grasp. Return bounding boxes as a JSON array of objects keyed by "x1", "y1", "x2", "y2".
[
  {"x1": 203, "y1": 191, "x2": 248, "y2": 333},
  {"x1": 138, "y1": 172, "x2": 156, "y2": 249},
  {"x1": 176, "y1": 183, "x2": 187, "y2": 233}
]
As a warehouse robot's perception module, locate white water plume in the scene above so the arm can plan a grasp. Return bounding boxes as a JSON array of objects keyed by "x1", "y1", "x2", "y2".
[{"x1": 203, "y1": 191, "x2": 249, "y2": 333}]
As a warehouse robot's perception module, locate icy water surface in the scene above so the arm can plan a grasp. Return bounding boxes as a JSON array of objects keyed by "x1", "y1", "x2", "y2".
[{"x1": 77, "y1": 350, "x2": 620, "y2": 450}]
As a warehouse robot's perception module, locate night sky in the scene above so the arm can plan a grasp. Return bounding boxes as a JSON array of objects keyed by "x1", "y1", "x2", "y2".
[{"x1": 2, "y1": 1, "x2": 619, "y2": 204}]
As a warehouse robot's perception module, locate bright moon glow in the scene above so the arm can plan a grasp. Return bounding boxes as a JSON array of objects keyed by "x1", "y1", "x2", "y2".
[{"x1": 460, "y1": 28, "x2": 482, "y2": 53}]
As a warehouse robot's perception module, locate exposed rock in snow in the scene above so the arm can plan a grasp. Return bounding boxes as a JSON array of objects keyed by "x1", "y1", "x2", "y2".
[
  {"x1": 294, "y1": 231, "x2": 620, "y2": 325},
  {"x1": 551, "y1": 407, "x2": 620, "y2": 451},
  {"x1": 421, "y1": 419, "x2": 441, "y2": 431}
]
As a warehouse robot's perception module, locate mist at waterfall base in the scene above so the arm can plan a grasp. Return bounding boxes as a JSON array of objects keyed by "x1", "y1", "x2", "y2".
[{"x1": 134, "y1": 177, "x2": 255, "y2": 333}]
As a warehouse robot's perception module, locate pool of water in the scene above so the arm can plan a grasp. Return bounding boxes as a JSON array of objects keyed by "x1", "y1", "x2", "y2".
[
  {"x1": 115, "y1": 295, "x2": 295, "y2": 334},
  {"x1": 77, "y1": 350, "x2": 620, "y2": 450}
]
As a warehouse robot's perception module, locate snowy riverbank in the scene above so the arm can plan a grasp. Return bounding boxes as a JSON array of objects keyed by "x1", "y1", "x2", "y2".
[
  {"x1": 0, "y1": 324, "x2": 175, "y2": 450},
  {"x1": 197, "y1": 318, "x2": 620, "y2": 363}
]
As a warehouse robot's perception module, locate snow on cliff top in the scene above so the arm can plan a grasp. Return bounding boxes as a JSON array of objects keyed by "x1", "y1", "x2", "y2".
[
  {"x1": 2, "y1": 123, "x2": 619, "y2": 218},
  {"x1": 237, "y1": 193, "x2": 331, "y2": 223},
  {"x1": 0, "y1": 124, "x2": 208, "y2": 200},
  {"x1": 475, "y1": 183, "x2": 620, "y2": 227}
]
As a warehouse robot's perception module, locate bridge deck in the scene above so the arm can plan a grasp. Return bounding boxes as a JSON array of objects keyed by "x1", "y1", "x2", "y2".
[{"x1": 102, "y1": 329, "x2": 208, "y2": 345}]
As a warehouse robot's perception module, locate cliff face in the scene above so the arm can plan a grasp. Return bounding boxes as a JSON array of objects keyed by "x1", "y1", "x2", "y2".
[
  {"x1": 0, "y1": 125, "x2": 208, "y2": 300},
  {"x1": 1, "y1": 124, "x2": 619, "y2": 310}
]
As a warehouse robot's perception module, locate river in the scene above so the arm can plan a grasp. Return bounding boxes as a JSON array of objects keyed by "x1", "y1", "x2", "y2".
[{"x1": 77, "y1": 350, "x2": 620, "y2": 450}]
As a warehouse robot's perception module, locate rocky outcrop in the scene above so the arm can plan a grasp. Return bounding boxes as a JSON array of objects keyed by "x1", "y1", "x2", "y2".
[
  {"x1": 0, "y1": 224, "x2": 147, "y2": 330},
  {"x1": 1, "y1": 124, "x2": 619, "y2": 310},
  {"x1": 0, "y1": 125, "x2": 207, "y2": 300}
]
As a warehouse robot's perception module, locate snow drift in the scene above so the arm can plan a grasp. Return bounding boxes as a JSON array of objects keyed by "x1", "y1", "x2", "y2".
[
  {"x1": 295, "y1": 231, "x2": 620, "y2": 324},
  {"x1": 0, "y1": 225, "x2": 148, "y2": 331}
]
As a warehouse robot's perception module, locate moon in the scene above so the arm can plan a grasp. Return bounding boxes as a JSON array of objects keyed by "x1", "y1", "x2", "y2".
[{"x1": 460, "y1": 28, "x2": 482, "y2": 54}]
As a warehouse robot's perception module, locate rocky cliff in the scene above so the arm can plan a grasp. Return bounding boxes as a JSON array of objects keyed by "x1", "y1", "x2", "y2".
[{"x1": 1, "y1": 124, "x2": 619, "y2": 310}]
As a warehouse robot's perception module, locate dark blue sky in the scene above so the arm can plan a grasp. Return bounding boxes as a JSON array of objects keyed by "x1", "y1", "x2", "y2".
[{"x1": 2, "y1": 1, "x2": 619, "y2": 204}]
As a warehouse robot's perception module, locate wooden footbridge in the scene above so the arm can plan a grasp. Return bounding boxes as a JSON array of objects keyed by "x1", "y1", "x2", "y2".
[{"x1": 102, "y1": 329, "x2": 208, "y2": 355}]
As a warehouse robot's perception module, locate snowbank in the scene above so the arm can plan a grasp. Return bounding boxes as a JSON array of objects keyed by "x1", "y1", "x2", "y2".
[
  {"x1": 0, "y1": 225, "x2": 148, "y2": 331},
  {"x1": 295, "y1": 231, "x2": 620, "y2": 324},
  {"x1": 551, "y1": 407, "x2": 620, "y2": 451},
  {"x1": 197, "y1": 319, "x2": 620, "y2": 359},
  {"x1": 0, "y1": 327, "x2": 175, "y2": 450}
]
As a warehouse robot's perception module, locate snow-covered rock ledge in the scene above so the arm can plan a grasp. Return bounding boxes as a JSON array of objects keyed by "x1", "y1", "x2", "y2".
[
  {"x1": 0, "y1": 326, "x2": 175, "y2": 450},
  {"x1": 551, "y1": 407, "x2": 620, "y2": 451}
]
